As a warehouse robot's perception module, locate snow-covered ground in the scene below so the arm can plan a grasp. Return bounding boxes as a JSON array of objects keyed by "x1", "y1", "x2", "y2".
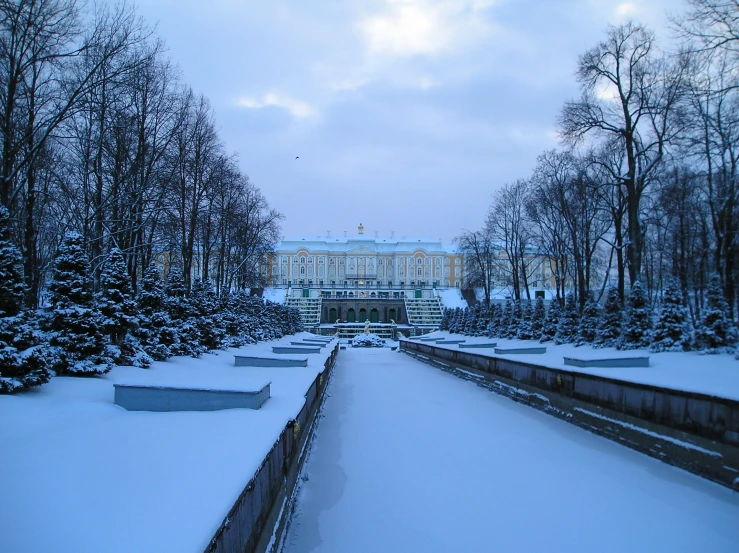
[
  {"x1": 437, "y1": 288, "x2": 467, "y2": 309},
  {"x1": 411, "y1": 331, "x2": 739, "y2": 401},
  {"x1": 0, "y1": 333, "x2": 335, "y2": 553},
  {"x1": 283, "y1": 348, "x2": 739, "y2": 553},
  {"x1": 262, "y1": 287, "x2": 287, "y2": 304}
]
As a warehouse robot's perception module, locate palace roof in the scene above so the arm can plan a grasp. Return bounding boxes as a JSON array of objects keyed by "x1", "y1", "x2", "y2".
[{"x1": 276, "y1": 235, "x2": 458, "y2": 255}]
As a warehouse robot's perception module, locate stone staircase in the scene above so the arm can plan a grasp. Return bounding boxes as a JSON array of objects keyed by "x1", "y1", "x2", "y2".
[
  {"x1": 285, "y1": 297, "x2": 322, "y2": 327},
  {"x1": 404, "y1": 297, "x2": 443, "y2": 329}
]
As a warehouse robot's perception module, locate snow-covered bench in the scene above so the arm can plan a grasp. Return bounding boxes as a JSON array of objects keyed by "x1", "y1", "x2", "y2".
[
  {"x1": 418, "y1": 336, "x2": 439, "y2": 341},
  {"x1": 435, "y1": 339, "x2": 466, "y2": 344},
  {"x1": 458, "y1": 342, "x2": 498, "y2": 348},
  {"x1": 564, "y1": 356, "x2": 650, "y2": 368},
  {"x1": 290, "y1": 341, "x2": 326, "y2": 347},
  {"x1": 494, "y1": 346, "x2": 547, "y2": 355},
  {"x1": 272, "y1": 346, "x2": 322, "y2": 354},
  {"x1": 234, "y1": 356, "x2": 308, "y2": 368},
  {"x1": 114, "y1": 381, "x2": 271, "y2": 412}
]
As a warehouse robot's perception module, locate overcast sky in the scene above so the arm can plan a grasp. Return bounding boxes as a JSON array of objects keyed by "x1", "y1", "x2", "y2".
[{"x1": 133, "y1": 0, "x2": 679, "y2": 244}]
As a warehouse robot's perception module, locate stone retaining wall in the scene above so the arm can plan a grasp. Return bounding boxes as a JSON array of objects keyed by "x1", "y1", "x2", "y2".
[
  {"x1": 203, "y1": 343, "x2": 339, "y2": 553},
  {"x1": 400, "y1": 340, "x2": 739, "y2": 490}
]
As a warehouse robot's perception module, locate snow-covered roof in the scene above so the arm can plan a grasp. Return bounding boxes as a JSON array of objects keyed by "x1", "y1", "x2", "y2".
[{"x1": 276, "y1": 235, "x2": 458, "y2": 255}]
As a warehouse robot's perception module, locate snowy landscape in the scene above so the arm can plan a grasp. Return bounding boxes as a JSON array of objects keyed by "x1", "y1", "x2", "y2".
[
  {"x1": 2, "y1": 0, "x2": 739, "y2": 552},
  {"x1": 0, "y1": 334, "x2": 334, "y2": 553}
]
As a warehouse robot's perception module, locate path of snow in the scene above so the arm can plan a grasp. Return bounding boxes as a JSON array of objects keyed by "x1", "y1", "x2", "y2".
[
  {"x1": 0, "y1": 333, "x2": 333, "y2": 553},
  {"x1": 283, "y1": 348, "x2": 739, "y2": 553}
]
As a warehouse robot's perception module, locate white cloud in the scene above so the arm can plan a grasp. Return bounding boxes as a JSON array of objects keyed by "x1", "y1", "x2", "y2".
[
  {"x1": 236, "y1": 92, "x2": 317, "y2": 119},
  {"x1": 615, "y1": 2, "x2": 639, "y2": 18},
  {"x1": 357, "y1": 0, "x2": 500, "y2": 60}
]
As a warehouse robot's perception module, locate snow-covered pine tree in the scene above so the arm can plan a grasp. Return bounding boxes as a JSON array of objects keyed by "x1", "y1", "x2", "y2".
[
  {"x1": 96, "y1": 248, "x2": 137, "y2": 347},
  {"x1": 134, "y1": 261, "x2": 175, "y2": 361},
  {"x1": 506, "y1": 299, "x2": 522, "y2": 338},
  {"x1": 576, "y1": 293, "x2": 601, "y2": 346},
  {"x1": 694, "y1": 273, "x2": 738, "y2": 353},
  {"x1": 555, "y1": 292, "x2": 580, "y2": 345},
  {"x1": 462, "y1": 307, "x2": 474, "y2": 335},
  {"x1": 486, "y1": 303, "x2": 500, "y2": 338},
  {"x1": 620, "y1": 280, "x2": 652, "y2": 350},
  {"x1": 48, "y1": 232, "x2": 109, "y2": 375},
  {"x1": 517, "y1": 299, "x2": 534, "y2": 340},
  {"x1": 190, "y1": 278, "x2": 224, "y2": 350},
  {"x1": 650, "y1": 278, "x2": 691, "y2": 353},
  {"x1": 499, "y1": 299, "x2": 512, "y2": 337},
  {"x1": 0, "y1": 206, "x2": 52, "y2": 393},
  {"x1": 164, "y1": 267, "x2": 202, "y2": 357},
  {"x1": 440, "y1": 307, "x2": 450, "y2": 331},
  {"x1": 0, "y1": 206, "x2": 25, "y2": 317},
  {"x1": 474, "y1": 305, "x2": 489, "y2": 336},
  {"x1": 451, "y1": 307, "x2": 463, "y2": 333},
  {"x1": 540, "y1": 299, "x2": 561, "y2": 342},
  {"x1": 531, "y1": 296, "x2": 546, "y2": 340},
  {"x1": 594, "y1": 287, "x2": 622, "y2": 348}
]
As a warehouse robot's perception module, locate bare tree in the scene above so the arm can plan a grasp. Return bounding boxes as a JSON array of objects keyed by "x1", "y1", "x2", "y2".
[
  {"x1": 560, "y1": 22, "x2": 685, "y2": 286},
  {"x1": 455, "y1": 228, "x2": 497, "y2": 307},
  {"x1": 487, "y1": 180, "x2": 536, "y2": 300}
]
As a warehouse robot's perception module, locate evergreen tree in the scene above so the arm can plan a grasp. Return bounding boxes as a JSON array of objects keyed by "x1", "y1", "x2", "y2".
[
  {"x1": 499, "y1": 299, "x2": 513, "y2": 337},
  {"x1": 191, "y1": 278, "x2": 225, "y2": 350},
  {"x1": 440, "y1": 307, "x2": 450, "y2": 331},
  {"x1": 555, "y1": 292, "x2": 580, "y2": 345},
  {"x1": 461, "y1": 307, "x2": 474, "y2": 335},
  {"x1": 474, "y1": 305, "x2": 489, "y2": 336},
  {"x1": 651, "y1": 278, "x2": 691, "y2": 353},
  {"x1": 0, "y1": 206, "x2": 25, "y2": 316},
  {"x1": 48, "y1": 232, "x2": 108, "y2": 375},
  {"x1": 506, "y1": 299, "x2": 522, "y2": 338},
  {"x1": 486, "y1": 304, "x2": 501, "y2": 338},
  {"x1": 576, "y1": 293, "x2": 601, "y2": 346},
  {"x1": 594, "y1": 287, "x2": 622, "y2": 348},
  {"x1": 540, "y1": 299, "x2": 561, "y2": 342},
  {"x1": 620, "y1": 280, "x2": 652, "y2": 350},
  {"x1": 531, "y1": 296, "x2": 546, "y2": 340},
  {"x1": 695, "y1": 273, "x2": 738, "y2": 352},
  {"x1": 517, "y1": 300, "x2": 534, "y2": 340},
  {"x1": 133, "y1": 262, "x2": 173, "y2": 362},
  {"x1": 96, "y1": 248, "x2": 137, "y2": 346}
]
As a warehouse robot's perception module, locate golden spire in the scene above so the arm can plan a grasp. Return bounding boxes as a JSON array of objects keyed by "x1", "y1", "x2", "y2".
[{"x1": 358, "y1": 223, "x2": 364, "y2": 235}]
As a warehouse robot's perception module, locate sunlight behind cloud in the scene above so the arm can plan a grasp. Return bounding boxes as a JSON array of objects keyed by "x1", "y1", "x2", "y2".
[
  {"x1": 236, "y1": 93, "x2": 317, "y2": 119},
  {"x1": 358, "y1": 0, "x2": 499, "y2": 59}
]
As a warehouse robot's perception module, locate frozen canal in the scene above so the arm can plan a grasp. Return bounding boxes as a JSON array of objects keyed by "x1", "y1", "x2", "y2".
[{"x1": 282, "y1": 348, "x2": 739, "y2": 553}]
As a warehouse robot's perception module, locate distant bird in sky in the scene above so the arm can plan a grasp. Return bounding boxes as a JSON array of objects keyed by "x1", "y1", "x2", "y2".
[{"x1": 295, "y1": 156, "x2": 299, "y2": 160}]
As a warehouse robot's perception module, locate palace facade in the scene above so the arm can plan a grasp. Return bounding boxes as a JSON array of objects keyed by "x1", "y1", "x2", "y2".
[
  {"x1": 267, "y1": 225, "x2": 464, "y2": 291},
  {"x1": 266, "y1": 225, "x2": 461, "y2": 333}
]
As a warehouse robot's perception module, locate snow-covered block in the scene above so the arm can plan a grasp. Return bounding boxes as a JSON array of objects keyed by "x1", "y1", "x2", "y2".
[
  {"x1": 458, "y1": 343, "x2": 498, "y2": 348},
  {"x1": 113, "y1": 381, "x2": 271, "y2": 412},
  {"x1": 564, "y1": 356, "x2": 650, "y2": 368},
  {"x1": 290, "y1": 341, "x2": 326, "y2": 348},
  {"x1": 435, "y1": 339, "x2": 466, "y2": 344},
  {"x1": 234, "y1": 356, "x2": 308, "y2": 368},
  {"x1": 419, "y1": 337, "x2": 439, "y2": 341},
  {"x1": 494, "y1": 347, "x2": 547, "y2": 355},
  {"x1": 304, "y1": 336, "x2": 332, "y2": 342},
  {"x1": 273, "y1": 346, "x2": 322, "y2": 354}
]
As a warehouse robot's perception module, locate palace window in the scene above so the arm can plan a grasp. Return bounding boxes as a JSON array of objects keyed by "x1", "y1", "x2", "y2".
[
  {"x1": 308, "y1": 257, "x2": 313, "y2": 264},
  {"x1": 417, "y1": 267, "x2": 422, "y2": 276},
  {"x1": 300, "y1": 266, "x2": 305, "y2": 275},
  {"x1": 300, "y1": 256, "x2": 306, "y2": 264},
  {"x1": 282, "y1": 256, "x2": 287, "y2": 263},
  {"x1": 329, "y1": 258, "x2": 335, "y2": 264},
  {"x1": 455, "y1": 259, "x2": 460, "y2": 265}
]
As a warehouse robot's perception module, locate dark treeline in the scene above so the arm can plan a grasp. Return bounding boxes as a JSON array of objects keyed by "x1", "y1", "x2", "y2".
[
  {"x1": 0, "y1": 0, "x2": 296, "y2": 393},
  {"x1": 456, "y1": 0, "x2": 739, "y2": 341},
  {"x1": 1, "y1": 0, "x2": 282, "y2": 305}
]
